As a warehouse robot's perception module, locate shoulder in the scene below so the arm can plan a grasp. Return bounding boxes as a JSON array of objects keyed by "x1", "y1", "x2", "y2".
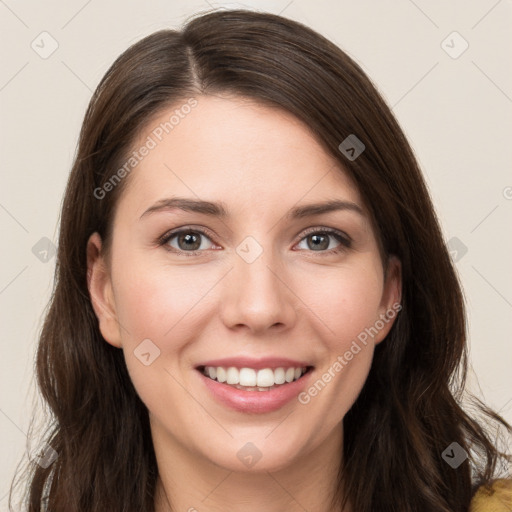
[{"x1": 470, "y1": 478, "x2": 512, "y2": 512}]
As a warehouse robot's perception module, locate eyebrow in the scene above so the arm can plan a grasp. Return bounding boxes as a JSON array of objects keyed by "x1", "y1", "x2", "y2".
[{"x1": 139, "y1": 197, "x2": 364, "y2": 220}]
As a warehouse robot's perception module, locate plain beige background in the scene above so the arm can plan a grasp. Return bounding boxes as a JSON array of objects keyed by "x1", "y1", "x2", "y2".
[{"x1": 1, "y1": 0, "x2": 511, "y2": 507}]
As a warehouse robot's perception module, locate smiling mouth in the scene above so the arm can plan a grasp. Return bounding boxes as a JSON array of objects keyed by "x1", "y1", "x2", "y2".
[{"x1": 197, "y1": 365, "x2": 314, "y2": 392}]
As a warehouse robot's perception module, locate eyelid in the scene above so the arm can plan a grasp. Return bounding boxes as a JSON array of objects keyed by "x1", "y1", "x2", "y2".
[
  {"x1": 297, "y1": 226, "x2": 352, "y2": 245},
  {"x1": 157, "y1": 225, "x2": 217, "y2": 246},
  {"x1": 158, "y1": 225, "x2": 352, "y2": 255}
]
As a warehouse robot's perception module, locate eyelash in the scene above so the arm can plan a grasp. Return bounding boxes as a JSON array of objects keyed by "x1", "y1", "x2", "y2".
[{"x1": 157, "y1": 225, "x2": 352, "y2": 257}]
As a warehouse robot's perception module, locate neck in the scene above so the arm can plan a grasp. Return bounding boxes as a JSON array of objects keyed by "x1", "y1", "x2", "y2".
[{"x1": 152, "y1": 418, "x2": 349, "y2": 512}]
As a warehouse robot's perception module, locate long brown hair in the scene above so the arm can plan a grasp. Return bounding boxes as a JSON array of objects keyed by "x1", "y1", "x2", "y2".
[{"x1": 9, "y1": 8, "x2": 511, "y2": 511}]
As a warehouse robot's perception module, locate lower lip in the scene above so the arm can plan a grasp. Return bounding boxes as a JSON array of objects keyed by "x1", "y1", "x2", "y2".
[{"x1": 197, "y1": 368, "x2": 314, "y2": 414}]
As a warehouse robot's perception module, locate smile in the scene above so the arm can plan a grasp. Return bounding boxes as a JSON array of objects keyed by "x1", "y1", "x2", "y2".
[{"x1": 195, "y1": 363, "x2": 315, "y2": 413}]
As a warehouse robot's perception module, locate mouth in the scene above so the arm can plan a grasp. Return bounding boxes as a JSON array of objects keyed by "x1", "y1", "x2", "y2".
[
  {"x1": 195, "y1": 362, "x2": 315, "y2": 413},
  {"x1": 196, "y1": 365, "x2": 314, "y2": 392}
]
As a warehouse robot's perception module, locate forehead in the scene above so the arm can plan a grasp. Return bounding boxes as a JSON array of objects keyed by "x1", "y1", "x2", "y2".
[{"x1": 118, "y1": 94, "x2": 364, "y2": 218}]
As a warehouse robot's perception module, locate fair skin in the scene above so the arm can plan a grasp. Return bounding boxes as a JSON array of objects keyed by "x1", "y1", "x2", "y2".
[{"x1": 87, "y1": 94, "x2": 401, "y2": 512}]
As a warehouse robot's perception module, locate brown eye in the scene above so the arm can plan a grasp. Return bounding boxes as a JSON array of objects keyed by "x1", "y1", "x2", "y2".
[
  {"x1": 295, "y1": 228, "x2": 352, "y2": 254},
  {"x1": 160, "y1": 228, "x2": 215, "y2": 255},
  {"x1": 306, "y1": 233, "x2": 331, "y2": 251},
  {"x1": 174, "y1": 232, "x2": 203, "y2": 251}
]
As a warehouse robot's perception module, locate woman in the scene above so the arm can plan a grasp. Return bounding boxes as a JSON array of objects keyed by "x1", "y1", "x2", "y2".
[{"x1": 9, "y1": 8, "x2": 511, "y2": 512}]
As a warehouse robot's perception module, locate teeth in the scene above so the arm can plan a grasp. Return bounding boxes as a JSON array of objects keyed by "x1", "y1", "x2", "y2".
[
  {"x1": 256, "y1": 368, "x2": 274, "y2": 387},
  {"x1": 240, "y1": 368, "x2": 257, "y2": 387},
  {"x1": 274, "y1": 367, "x2": 285, "y2": 384},
  {"x1": 216, "y1": 367, "x2": 227, "y2": 383},
  {"x1": 202, "y1": 365, "x2": 309, "y2": 390},
  {"x1": 226, "y1": 367, "x2": 239, "y2": 385}
]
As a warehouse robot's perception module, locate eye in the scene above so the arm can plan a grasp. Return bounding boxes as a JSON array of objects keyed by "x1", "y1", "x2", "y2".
[
  {"x1": 158, "y1": 227, "x2": 216, "y2": 256},
  {"x1": 294, "y1": 227, "x2": 352, "y2": 255}
]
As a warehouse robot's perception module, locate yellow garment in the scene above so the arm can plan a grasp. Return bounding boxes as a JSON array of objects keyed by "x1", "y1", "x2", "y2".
[{"x1": 469, "y1": 478, "x2": 512, "y2": 512}]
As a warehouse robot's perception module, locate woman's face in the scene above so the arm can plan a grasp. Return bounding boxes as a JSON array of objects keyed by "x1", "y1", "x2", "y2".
[{"x1": 87, "y1": 94, "x2": 401, "y2": 473}]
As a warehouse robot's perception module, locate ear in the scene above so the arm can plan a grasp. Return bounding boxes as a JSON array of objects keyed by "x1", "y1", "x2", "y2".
[
  {"x1": 374, "y1": 255, "x2": 402, "y2": 344},
  {"x1": 86, "y1": 232, "x2": 122, "y2": 348}
]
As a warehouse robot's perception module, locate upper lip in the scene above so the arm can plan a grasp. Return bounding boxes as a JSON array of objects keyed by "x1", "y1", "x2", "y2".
[{"x1": 196, "y1": 357, "x2": 314, "y2": 371}]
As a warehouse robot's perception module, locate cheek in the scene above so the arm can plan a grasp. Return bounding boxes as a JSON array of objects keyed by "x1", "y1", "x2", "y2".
[
  {"x1": 110, "y1": 258, "x2": 224, "y2": 405},
  {"x1": 297, "y1": 258, "x2": 384, "y2": 343},
  {"x1": 294, "y1": 259, "x2": 383, "y2": 414},
  {"x1": 112, "y1": 259, "x2": 205, "y2": 421},
  {"x1": 112, "y1": 258, "x2": 218, "y2": 342}
]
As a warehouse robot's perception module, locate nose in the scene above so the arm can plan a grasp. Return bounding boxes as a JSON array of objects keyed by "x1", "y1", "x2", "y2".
[{"x1": 219, "y1": 247, "x2": 298, "y2": 335}]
